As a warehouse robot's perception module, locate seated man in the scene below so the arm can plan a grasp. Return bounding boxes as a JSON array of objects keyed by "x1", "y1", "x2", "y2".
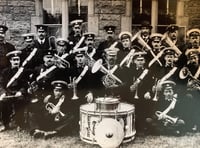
[
  {"x1": 146, "y1": 80, "x2": 185, "y2": 135},
  {"x1": 30, "y1": 80, "x2": 75, "y2": 139}
]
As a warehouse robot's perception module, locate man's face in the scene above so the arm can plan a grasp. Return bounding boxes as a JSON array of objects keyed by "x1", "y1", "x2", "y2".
[
  {"x1": 24, "y1": 40, "x2": 34, "y2": 49},
  {"x1": 164, "y1": 54, "x2": 176, "y2": 66},
  {"x1": 43, "y1": 55, "x2": 54, "y2": 67},
  {"x1": 75, "y1": 54, "x2": 86, "y2": 67},
  {"x1": 188, "y1": 54, "x2": 199, "y2": 66},
  {"x1": 73, "y1": 25, "x2": 81, "y2": 36},
  {"x1": 85, "y1": 38, "x2": 94, "y2": 48},
  {"x1": 106, "y1": 54, "x2": 117, "y2": 66},
  {"x1": 163, "y1": 88, "x2": 174, "y2": 101},
  {"x1": 168, "y1": 30, "x2": 178, "y2": 40},
  {"x1": 134, "y1": 57, "x2": 145, "y2": 69},
  {"x1": 56, "y1": 44, "x2": 67, "y2": 55},
  {"x1": 189, "y1": 36, "x2": 200, "y2": 48},
  {"x1": 106, "y1": 32, "x2": 115, "y2": 41},
  {"x1": 37, "y1": 30, "x2": 46, "y2": 40},
  {"x1": 151, "y1": 40, "x2": 161, "y2": 50},
  {"x1": 121, "y1": 38, "x2": 131, "y2": 48},
  {"x1": 53, "y1": 88, "x2": 63, "y2": 99},
  {"x1": 141, "y1": 27, "x2": 151, "y2": 38},
  {"x1": 10, "y1": 56, "x2": 20, "y2": 68}
]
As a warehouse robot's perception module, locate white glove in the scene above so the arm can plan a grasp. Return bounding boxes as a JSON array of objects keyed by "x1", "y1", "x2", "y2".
[
  {"x1": 15, "y1": 91, "x2": 22, "y2": 97},
  {"x1": 85, "y1": 92, "x2": 93, "y2": 103},
  {"x1": 0, "y1": 93, "x2": 6, "y2": 101}
]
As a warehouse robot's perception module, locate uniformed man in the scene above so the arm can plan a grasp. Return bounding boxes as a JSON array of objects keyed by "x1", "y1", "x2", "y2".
[
  {"x1": 0, "y1": 50, "x2": 28, "y2": 131},
  {"x1": 21, "y1": 33, "x2": 38, "y2": 68},
  {"x1": 0, "y1": 25, "x2": 16, "y2": 71},
  {"x1": 150, "y1": 33, "x2": 164, "y2": 55},
  {"x1": 68, "y1": 19, "x2": 83, "y2": 48},
  {"x1": 96, "y1": 25, "x2": 122, "y2": 60},
  {"x1": 34, "y1": 24, "x2": 51, "y2": 66},
  {"x1": 165, "y1": 24, "x2": 179, "y2": 45},
  {"x1": 186, "y1": 28, "x2": 200, "y2": 49},
  {"x1": 146, "y1": 80, "x2": 185, "y2": 135},
  {"x1": 83, "y1": 32, "x2": 97, "y2": 58},
  {"x1": 139, "y1": 21, "x2": 152, "y2": 42},
  {"x1": 55, "y1": 38, "x2": 70, "y2": 56},
  {"x1": 30, "y1": 80, "x2": 75, "y2": 138}
]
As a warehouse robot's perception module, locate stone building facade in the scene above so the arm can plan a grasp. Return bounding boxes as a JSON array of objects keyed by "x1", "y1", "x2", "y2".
[{"x1": 0, "y1": 0, "x2": 200, "y2": 47}]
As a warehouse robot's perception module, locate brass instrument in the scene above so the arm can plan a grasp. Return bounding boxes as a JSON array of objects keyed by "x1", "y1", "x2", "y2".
[
  {"x1": 92, "y1": 59, "x2": 123, "y2": 86},
  {"x1": 152, "y1": 78, "x2": 160, "y2": 102},
  {"x1": 179, "y1": 67, "x2": 200, "y2": 90},
  {"x1": 45, "y1": 102, "x2": 65, "y2": 121},
  {"x1": 54, "y1": 54, "x2": 70, "y2": 68},
  {"x1": 155, "y1": 111, "x2": 178, "y2": 125},
  {"x1": 161, "y1": 33, "x2": 182, "y2": 56},
  {"x1": 119, "y1": 49, "x2": 135, "y2": 68},
  {"x1": 71, "y1": 77, "x2": 79, "y2": 100},
  {"x1": 133, "y1": 77, "x2": 139, "y2": 99}
]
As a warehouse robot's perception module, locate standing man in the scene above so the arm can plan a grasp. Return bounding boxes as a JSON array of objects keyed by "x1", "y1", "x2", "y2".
[
  {"x1": 0, "y1": 25, "x2": 16, "y2": 71},
  {"x1": 34, "y1": 24, "x2": 51, "y2": 66},
  {"x1": 68, "y1": 19, "x2": 83, "y2": 48}
]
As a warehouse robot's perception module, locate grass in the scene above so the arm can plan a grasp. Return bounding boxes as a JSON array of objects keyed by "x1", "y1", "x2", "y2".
[{"x1": 0, "y1": 130, "x2": 200, "y2": 148}]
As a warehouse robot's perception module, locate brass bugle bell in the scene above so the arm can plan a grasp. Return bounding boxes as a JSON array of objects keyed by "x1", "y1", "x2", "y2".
[{"x1": 155, "y1": 111, "x2": 178, "y2": 124}]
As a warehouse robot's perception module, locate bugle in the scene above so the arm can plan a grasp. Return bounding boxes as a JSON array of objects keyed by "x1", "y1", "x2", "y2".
[{"x1": 70, "y1": 77, "x2": 79, "y2": 100}]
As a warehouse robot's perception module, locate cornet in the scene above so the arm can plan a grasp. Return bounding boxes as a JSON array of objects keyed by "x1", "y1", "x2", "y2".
[
  {"x1": 54, "y1": 54, "x2": 70, "y2": 68},
  {"x1": 155, "y1": 111, "x2": 178, "y2": 125},
  {"x1": 70, "y1": 77, "x2": 79, "y2": 100},
  {"x1": 45, "y1": 102, "x2": 65, "y2": 121}
]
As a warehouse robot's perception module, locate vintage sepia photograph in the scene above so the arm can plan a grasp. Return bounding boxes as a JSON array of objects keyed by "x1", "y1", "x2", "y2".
[{"x1": 0, "y1": 0, "x2": 200, "y2": 147}]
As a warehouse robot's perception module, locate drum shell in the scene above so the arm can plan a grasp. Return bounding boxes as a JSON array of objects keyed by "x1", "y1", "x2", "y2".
[
  {"x1": 95, "y1": 97, "x2": 119, "y2": 111},
  {"x1": 79, "y1": 103, "x2": 136, "y2": 144}
]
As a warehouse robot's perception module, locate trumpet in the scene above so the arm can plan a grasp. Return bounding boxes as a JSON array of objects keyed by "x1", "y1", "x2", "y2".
[
  {"x1": 119, "y1": 49, "x2": 135, "y2": 68},
  {"x1": 155, "y1": 111, "x2": 178, "y2": 125},
  {"x1": 152, "y1": 78, "x2": 160, "y2": 102},
  {"x1": 70, "y1": 77, "x2": 79, "y2": 100},
  {"x1": 133, "y1": 77, "x2": 139, "y2": 99},
  {"x1": 45, "y1": 102, "x2": 65, "y2": 121}
]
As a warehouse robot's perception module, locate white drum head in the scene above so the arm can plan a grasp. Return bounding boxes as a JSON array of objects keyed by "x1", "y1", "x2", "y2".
[{"x1": 95, "y1": 118, "x2": 124, "y2": 148}]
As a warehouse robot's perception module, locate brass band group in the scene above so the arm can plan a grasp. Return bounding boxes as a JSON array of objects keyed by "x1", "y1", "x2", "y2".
[{"x1": 0, "y1": 19, "x2": 200, "y2": 141}]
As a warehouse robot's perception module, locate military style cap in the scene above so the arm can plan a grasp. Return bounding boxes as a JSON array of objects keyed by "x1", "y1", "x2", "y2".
[
  {"x1": 6, "y1": 50, "x2": 22, "y2": 58},
  {"x1": 161, "y1": 80, "x2": 176, "y2": 89},
  {"x1": 56, "y1": 38, "x2": 68, "y2": 46},
  {"x1": 163, "y1": 47, "x2": 176, "y2": 55},
  {"x1": 166, "y1": 24, "x2": 179, "y2": 32},
  {"x1": 83, "y1": 32, "x2": 96, "y2": 40},
  {"x1": 104, "y1": 47, "x2": 119, "y2": 56},
  {"x1": 140, "y1": 21, "x2": 152, "y2": 29},
  {"x1": 35, "y1": 24, "x2": 48, "y2": 32},
  {"x1": 104, "y1": 25, "x2": 116, "y2": 34},
  {"x1": 43, "y1": 49, "x2": 56, "y2": 56},
  {"x1": 186, "y1": 28, "x2": 200, "y2": 37},
  {"x1": 185, "y1": 48, "x2": 200, "y2": 57},
  {"x1": 118, "y1": 31, "x2": 132, "y2": 40},
  {"x1": 70, "y1": 19, "x2": 83, "y2": 26},
  {"x1": 22, "y1": 33, "x2": 35, "y2": 42},
  {"x1": 51, "y1": 80, "x2": 68, "y2": 89},
  {"x1": 150, "y1": 33, "x2": 163, "y2": 41},
  {"x1": 133, "y1": 51, "x2": 147, "y2": 59},
  {"x1": 73, "y1": 47, "x2": 87, "y2": 55}
]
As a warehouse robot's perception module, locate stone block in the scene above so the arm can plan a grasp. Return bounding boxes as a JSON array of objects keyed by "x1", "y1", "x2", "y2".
[
  {"x1": 99, "y1": 14, "x2": 120, "y2": 21},
  {"x1": 99, "y1": 20, "x2": 120, "y2": 30}
]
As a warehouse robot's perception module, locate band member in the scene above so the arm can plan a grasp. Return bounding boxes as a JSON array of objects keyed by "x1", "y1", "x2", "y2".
[
  {"x1": 128, "y1": 51, "x2": 153, "y2": 132},
  {"x1": 150, "y1": 33, "x2": 164, "y2": 55},
  {"x1": 139, "y1": 21, "x2": 152, "y2": 42},
  {"x1": 0, "y1": 51, "x2": 28, "y2": 131},
  {"x1": 146, "y1": 81, "x2": 185, "y2": 135},
  {"x1": 83, "y1": 32, "x2": 97, "y2": 58},
  {"x1": 34, "y1": 24, "x2": 51, "y2": 66},
  {"x1": 96, "y1": 25, "x2": 122, "y2": 60},
  {"x1": 55, "y1": 38, "x2": 70, "y2": 56},
  {"x1": 21, "y1": 33, "x2": 39, "y2": 68},
  {"x1": 30, "y1": 80, "x2": 75, "y2": 138},
  {"x1": 68, "y1": 19, "x2": 83, "y2": 48},
  {"x1": 118, "y1": 31, "x2": 135, "y2": 67},
  {"x1": 0, "y1": 25, "x2": 16, "y2": 71},
  {"x1": 186, "y1": 28, "x2": 200, "y2": 49}
]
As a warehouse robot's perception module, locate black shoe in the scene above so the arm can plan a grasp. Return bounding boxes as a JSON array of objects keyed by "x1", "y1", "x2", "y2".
[
  {"x1": 33, "y1": 129, "x2": 45, "y2": 139},
  {"x1": 44, "y1": 131, "x2": 57, "y2": 139}
]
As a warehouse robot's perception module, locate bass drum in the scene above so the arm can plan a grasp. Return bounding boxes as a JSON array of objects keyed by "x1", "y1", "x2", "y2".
[{"x1": 79, "y1": 102, "x2": 136, "y2": 144}]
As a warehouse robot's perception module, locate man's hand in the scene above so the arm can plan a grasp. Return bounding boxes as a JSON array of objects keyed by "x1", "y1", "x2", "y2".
[
  {"x1": 15, "y1": 91, "x2": 22, "y2": 97},
  {"x1": 50, "y1": 106, "x2": 60, "y2": 114},
  {"x1": 85, "y1": 92, "x2": 93, "y2": 103},
  {"x1": 130, "y1": 79, "x2": 140, "y2": 92},
  {"x1": 144, "y1": 92, "x2": 151, "y2": 100}
]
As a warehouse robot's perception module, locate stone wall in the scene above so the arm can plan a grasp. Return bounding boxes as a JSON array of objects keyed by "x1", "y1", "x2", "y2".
[
  {"x1": 0, "y1": 0, "x2": 35, "y2": 48},
  {"x1": 94, "y1": 0, "x2": 126, "y2": 37},
  {"x1": 185, "y1": 0, "x2": 200, "y2": 29}
]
